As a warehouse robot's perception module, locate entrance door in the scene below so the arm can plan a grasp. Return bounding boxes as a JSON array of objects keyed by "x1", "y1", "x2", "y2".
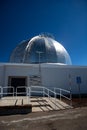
[{"x1": 8, "y1": 77, "x2": 27, "y2": 96}]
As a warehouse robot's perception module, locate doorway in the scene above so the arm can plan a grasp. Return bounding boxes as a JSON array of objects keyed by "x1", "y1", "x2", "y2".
[{"x1": 8, "y1": 76, "x2": 27, "y2": 96}]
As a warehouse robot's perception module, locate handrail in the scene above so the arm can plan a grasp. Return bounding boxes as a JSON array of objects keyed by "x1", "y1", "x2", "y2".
[
  {"x1": 44, "y1": 87, "x2": 56, "y2": 98},
  {"x1": 2, "y1": 86, "x2": 14, "y2": 97},
  {"x1": 29, "y1": 86, "x2": 56, "y2": 98},
  {"x1": 16, "y1": 86, "x2": 30, "y2": 104},
  {"x1": 54, "y1": 87, "x2": 70, "y2": 93},
  {"x1": 28, "y1": 86, "x2": 44, "y2": 96},
  {"x1": 28, "y1": 86, "x2": 57, "y2": 109},
  {"x1": 0, "y1": 86, "x2": 72, "y2": 107},
  {"x1": 54, "y1": 87, "x2": 72, "y2": 105}
]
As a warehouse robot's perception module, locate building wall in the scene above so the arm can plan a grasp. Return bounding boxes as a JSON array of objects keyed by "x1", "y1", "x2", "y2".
[
  {"x1": 41, "y1": 65, "x2": 87, "y2": 94},
  {"x1": 0, "y1": 63, "x2": 87, "y2": 94},
  {"x1": 2, "y1": 64, "x2": 39, "y2": 87},
  {"x1": 0, "y1": 65, "x2": 4, "y2": 86}
]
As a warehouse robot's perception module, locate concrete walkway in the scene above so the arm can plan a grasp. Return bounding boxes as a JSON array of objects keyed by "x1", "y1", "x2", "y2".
[{"x1": 0, "y1": 96, "x2": 72, "y2": 112}]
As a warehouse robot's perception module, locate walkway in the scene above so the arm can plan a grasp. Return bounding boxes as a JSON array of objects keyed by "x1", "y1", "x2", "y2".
[{"x1": 0, "y1": 96, "x2": 72, "y2": 112}]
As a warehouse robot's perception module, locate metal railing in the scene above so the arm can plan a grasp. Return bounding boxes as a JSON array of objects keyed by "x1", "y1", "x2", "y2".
[
  {"x1": 0, "y1": 86, "x2": 14, "y2": 97},
  {"x1": 27, "y1": 86, "x2": 57, "y2": 109},
  {"x1": 28, "y1": 86, "x2": 44, "y2": 96},
  {"x1": 44, "y1": 87, "x2": 56, "y2": 99},
  {"x1": 43, "y1": 87, "x2": 57, "y2": 109},
  {"x1": 0, "y1": 86, "x2": 72, "y2": 107},
  {"x1": 27, "y1": 86, "x2": 56, "y2": 99},
  {"x1": 0, "y1": 86, "x2": 30, "y2": 104},
  {"x1": 54, "y1": 87, "x2": 72, "y2": 105}
]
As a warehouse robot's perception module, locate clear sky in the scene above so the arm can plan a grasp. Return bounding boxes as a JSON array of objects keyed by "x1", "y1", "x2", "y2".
[{"x1": 0, "y1": 0, "x2": 87, "y2": 65}]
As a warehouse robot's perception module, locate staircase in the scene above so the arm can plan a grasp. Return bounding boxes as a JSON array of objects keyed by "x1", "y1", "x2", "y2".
[
  {"x1": 0, "y1": 86, "x2": 73, "y2": 113},
  {"x1": 0, "y1": 96, "x2": 72, "y2": 112},
  {"x1": 31, "y1": 97, "x2": 72, "y2": 112}
]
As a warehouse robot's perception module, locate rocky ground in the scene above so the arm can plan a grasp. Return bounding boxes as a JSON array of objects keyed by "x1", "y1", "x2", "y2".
[{"x1": 0, "y1": 98, "x2": 87, "y2": 130}]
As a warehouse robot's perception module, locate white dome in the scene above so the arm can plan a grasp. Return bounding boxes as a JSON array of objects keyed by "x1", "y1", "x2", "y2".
[{"x1": 10, "y1": 35, "x2": 72, "y2": 65}]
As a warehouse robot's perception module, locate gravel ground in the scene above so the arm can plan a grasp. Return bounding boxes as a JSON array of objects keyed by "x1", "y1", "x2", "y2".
[{"x1": 0, "y1": 106, "x2": 87, "y2": 130}]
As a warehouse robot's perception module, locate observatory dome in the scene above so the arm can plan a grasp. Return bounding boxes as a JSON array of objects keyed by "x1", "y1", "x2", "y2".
[{"x1": 10, "y1": 35, "x2": 72, "y2": 65}]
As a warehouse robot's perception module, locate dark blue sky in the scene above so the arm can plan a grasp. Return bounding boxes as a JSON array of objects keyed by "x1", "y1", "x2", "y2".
[{"x1": 0, "y1": 0, "x2": 87, "y2": 65}]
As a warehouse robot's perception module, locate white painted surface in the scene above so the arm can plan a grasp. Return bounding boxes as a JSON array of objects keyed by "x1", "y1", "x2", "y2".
[{"x1": 0, "y1": 63, "x2": 87, "y2": 94}]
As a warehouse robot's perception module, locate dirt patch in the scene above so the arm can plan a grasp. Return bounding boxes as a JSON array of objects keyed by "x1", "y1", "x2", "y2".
[
  {"x1": 0, "y1": 106, "x2": 87, "y2": 130},
  {"x1": 62, "y1": 97, "x2": 87, "y2": 108}
]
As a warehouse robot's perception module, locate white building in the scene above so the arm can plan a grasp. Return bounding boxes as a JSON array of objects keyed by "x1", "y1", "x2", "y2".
[{"x1": 0, "y1": 35, "x2": 87, "y2": 95}]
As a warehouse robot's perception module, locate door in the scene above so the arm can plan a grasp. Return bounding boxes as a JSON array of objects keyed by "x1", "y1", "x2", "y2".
[{"x1": 8, "y1": 76, "x2": 27, "y2": 96}]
